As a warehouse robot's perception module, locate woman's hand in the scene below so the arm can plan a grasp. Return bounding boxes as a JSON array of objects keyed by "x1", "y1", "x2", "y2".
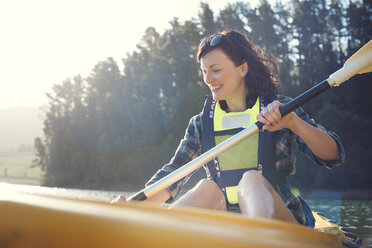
[
  {"x1": 110, "y1": 188, "x2": 172, "y2": 205},
  {"x1": 256, "y1": 100, "x2": 298, "y2": 132},
  {"x1": 111, "y1": 195, "x2": 127, "y2": 204},
  {"x1": 258, "y1": 100, "x2": 340, "y2": 160}
]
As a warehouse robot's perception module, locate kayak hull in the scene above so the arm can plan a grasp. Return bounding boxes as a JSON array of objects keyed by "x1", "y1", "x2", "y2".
[{"x1": 0, "y1": 190, "x2": 351, "y2": 248}]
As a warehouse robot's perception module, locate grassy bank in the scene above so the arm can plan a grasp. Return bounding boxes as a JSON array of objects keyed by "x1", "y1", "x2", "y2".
[{"x1": 0, "y1": 152, "x2": 42, "y2": 185}]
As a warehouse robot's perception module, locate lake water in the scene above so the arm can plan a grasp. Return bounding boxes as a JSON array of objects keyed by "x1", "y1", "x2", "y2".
[
  {"x1": 2, "y1": 183, "x2": 371, "y2": 247},
  {"x1": 306, "y1": 199, "x2": 372, "y2": 247}
]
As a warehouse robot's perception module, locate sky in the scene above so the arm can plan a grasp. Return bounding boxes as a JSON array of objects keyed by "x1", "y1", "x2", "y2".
[{"x1": 0, "y1": 0, "x2": 261, "y2": 109}]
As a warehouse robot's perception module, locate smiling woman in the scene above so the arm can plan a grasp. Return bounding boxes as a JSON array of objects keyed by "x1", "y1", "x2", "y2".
[
  {"x1": 200, "y1": 49, "x2": 249, "y2": 112},
  {"x1": 119, "y1": 30, "x2": 346, "y2": 229}
]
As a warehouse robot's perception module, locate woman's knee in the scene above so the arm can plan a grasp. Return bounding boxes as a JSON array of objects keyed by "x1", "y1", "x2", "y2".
[
  {"x1": 239, "y1": 170, "x2": 267, "y2": 188},
  {"x1": 172, "y1": 179, "x2": 226, "y2": 210},
  {"x1": 238, "y1": 171, "x2": 276, "y2": 218},
  {"x1": 193, "y1": 179, "x2": 226, "y2": 209},
  {"x1": 192, "y1": 179, "x2": 223, "y2": 197}
]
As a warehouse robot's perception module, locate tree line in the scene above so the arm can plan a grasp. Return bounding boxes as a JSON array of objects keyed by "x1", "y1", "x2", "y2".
[{"x1": 33, "y1": 0, "x2": 372, "y2": 192}]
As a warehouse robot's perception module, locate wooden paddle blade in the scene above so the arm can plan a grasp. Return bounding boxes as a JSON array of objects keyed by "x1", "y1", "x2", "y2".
[
  {"x1": 345, "y1": 40, "x2": 372, "y2": 74},
  {"x1": 329, "y1": 39, "x2": 372, "y2": 86}
]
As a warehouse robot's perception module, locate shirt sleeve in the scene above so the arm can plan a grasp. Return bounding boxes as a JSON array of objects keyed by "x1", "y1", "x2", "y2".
[
  {"x1": 145, "y1": 114, "x2": 202, "y2": 201},
  {"x1": 280, "y1": 95, "x2": 345, "y2": 169}
]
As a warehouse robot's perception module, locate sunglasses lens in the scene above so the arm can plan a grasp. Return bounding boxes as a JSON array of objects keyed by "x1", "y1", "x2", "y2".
[
  {"x1": 199, "y1": 34, "x2": 224, "y2": 49},
  {"x1": 199, "y1": 37, "x2": 209, "y2": 49},
  {"x1": 210, "y1": 34, "x2": 222, "y2": 47}
]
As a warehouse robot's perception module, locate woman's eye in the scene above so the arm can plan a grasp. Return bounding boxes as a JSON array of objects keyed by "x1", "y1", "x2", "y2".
[{"x1": 213, "y1": 69, "x2": 221, "y2": 72}]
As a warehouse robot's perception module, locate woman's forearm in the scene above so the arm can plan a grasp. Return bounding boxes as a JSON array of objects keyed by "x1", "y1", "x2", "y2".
[
  {"x1": 144, "y1": 188, "x2": 172, "y2": 204},
  {"x1": 289, "y1": 115, "x2": 340, "y2": 161}
]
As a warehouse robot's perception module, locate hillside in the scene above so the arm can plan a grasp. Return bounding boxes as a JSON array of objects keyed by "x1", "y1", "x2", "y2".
[{"x1": 0, "y1": 107, "x2": 44, "y2": 152}]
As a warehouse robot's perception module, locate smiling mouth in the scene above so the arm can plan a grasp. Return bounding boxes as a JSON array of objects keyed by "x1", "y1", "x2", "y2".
[{"x1": 211, "y1": 85, "x2": 222, "y2": 92}]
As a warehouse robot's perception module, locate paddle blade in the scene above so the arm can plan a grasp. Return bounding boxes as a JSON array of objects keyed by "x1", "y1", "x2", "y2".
[
  {"x1": 329, "y1": 39, "x2": 372, "y2": 86},
  {"x1": 345, "y1": 40, "x2": 372, "y2": 74}
]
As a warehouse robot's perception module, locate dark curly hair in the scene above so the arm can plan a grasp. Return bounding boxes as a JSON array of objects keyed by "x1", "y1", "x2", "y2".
[{"x1": 197, "y1": 30, "x2": 280, "y2": 107}]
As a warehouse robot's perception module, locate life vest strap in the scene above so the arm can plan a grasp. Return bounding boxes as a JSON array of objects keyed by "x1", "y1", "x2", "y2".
[
  {"x1": 215, "y1": 169, "x2": 288, "y2": 190},
  {"x1": 215, "y1": 169, "x2": 253, "y2": 188},
  {"x1": 214, "y1": 128, "x2": 245, "y2": 136}
]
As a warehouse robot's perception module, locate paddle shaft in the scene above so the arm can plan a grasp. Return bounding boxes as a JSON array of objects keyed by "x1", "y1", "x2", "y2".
[{"x1": 128, "y1": 79, "x2": 333, "y2": 201}]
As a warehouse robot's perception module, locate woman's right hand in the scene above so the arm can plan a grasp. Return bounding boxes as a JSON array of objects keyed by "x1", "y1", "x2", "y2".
[{"x1": 110, "y1": 195, "x2": 127, "y2": 204}]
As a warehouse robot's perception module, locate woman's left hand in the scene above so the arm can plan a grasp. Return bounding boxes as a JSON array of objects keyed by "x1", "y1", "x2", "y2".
[
  {"x1": 256, "y1": 100, "x2": 298, "y2": 132},
  {"x1": 111, "y1": 195, "x2": 127, "y2": 204}
]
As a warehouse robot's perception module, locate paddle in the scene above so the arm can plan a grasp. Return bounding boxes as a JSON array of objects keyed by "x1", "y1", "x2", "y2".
[{"x1": 128, "y1": 40, "x2": 372, "y2": 201}]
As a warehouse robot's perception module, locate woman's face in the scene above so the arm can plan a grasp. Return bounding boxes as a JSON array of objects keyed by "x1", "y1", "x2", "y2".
[{"x1": 200, "y1": 48, "x2": 248, "y2": 102}]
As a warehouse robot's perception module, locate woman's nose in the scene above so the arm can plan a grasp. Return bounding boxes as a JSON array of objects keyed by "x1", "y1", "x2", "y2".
[{"x1": 204, "y1": 72, "x2": 214, "y2": 85}]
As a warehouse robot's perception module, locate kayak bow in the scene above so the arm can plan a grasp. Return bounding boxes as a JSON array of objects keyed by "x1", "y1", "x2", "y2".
[{"x1": 0, "y1": 189, "x2": 360, "y2": 248}]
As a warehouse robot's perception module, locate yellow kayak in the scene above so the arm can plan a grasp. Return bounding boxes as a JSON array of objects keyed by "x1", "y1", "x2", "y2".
[{"x1": 0, "y1": 190, "x2": 360, "y2": 248}]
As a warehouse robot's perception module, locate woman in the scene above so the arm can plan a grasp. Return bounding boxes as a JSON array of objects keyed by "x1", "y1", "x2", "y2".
[{"x1": 114, "y1": 30, "x2": 344, "y2": 227}]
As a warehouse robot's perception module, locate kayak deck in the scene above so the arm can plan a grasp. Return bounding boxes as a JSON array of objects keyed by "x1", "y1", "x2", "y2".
[
  {"x1": 0, "y1": 189, "x2": 360, "y2": 248},
  {"x1": 313, "y1": 211, "x2": 362, "y2": 247}
]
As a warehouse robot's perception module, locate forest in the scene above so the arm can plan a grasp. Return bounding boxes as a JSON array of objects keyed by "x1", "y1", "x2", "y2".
[{"x1": 33, "y1": 0, "x2": 372, "y2": 194}]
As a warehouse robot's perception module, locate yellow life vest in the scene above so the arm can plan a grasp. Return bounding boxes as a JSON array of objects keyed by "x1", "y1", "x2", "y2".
[
  {"x1": 200, "y1": 95, "x2": 285, "y2": 206},
  {"x1": 213, "y1": 97, "x2": 260, "y2": 204}
]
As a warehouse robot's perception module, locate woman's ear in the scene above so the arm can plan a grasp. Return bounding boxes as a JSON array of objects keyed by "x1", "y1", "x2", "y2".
[{"x1": 240, "y1": 61, "x2": 248, "y2": 77}]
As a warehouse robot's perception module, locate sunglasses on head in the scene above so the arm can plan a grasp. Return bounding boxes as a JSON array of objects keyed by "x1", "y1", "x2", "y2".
[
  {"x1": 198, "y1": 34, "x2": 223, "y2": 49},
  {"x1": 198, "y1": 32, "x2": 242, "y2": 52}
]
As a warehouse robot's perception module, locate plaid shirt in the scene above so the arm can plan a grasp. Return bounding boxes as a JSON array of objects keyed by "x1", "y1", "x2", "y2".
[{"x1": 147, "y1": 95, "x2": 345, "y2": 226}]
